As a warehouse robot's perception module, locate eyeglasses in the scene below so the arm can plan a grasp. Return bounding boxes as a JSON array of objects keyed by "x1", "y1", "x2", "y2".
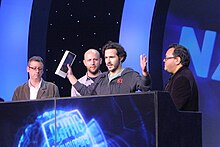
[
  {"x1": 164, "y1": 56, "x2": 176, "y2": 61},
  {"x1": 29, "y1": 66, "x2": 43, "y2": 71}
]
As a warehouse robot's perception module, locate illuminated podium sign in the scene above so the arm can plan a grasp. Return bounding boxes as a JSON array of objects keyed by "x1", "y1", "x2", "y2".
[
  {"x1": 41, "y1": 110, "x2": 107, "y2": 146},
  {"x1": 0, "y1": 92, "x2": 201, "y2": 147}
]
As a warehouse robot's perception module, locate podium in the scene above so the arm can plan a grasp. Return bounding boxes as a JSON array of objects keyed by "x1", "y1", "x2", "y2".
[{"x1": 0, "y1": 91, "x2": 201, "y2": 147}]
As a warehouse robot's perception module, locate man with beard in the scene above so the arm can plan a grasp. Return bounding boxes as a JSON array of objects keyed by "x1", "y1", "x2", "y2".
[
  {"x1": 12, "y1": 56, "x2": 60, "y2": 101},
  {"x1": 71, "y1": 49, "x2": 102, "y2": 96},
  {"x1": 67, "y1": 41, "x2": 151, "y2": 95}
]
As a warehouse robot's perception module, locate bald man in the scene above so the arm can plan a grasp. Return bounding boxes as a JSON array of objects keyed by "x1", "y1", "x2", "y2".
[{"x1": 71, "y1": 49, "x2": 102, "y2": 96}]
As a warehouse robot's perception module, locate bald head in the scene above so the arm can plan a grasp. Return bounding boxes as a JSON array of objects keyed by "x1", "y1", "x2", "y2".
[
  {"x1": 84, "y1": 49, "x2": 100, "y2": 59},
  {"x1": 83, "y1": 49, "x2": 102, "y2": 77}
]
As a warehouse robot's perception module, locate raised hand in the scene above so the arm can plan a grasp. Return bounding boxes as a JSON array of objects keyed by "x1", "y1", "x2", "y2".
[{"x1": 140, "y1": 54, "x2": 149, "y2": 76}]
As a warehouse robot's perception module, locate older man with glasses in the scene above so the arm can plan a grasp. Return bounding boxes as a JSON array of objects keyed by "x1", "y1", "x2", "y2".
[
  {"x1": 12, "y1": 56, "x2": 60, "y2": 101},
  {"x1": 163, "y1": 43, "x2": 199, "y2": 111}
]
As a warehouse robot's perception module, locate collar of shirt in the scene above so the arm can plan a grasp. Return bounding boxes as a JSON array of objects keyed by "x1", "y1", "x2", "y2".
[
  {"x1": 108, "y1": 68, "x2": 124, "y2": 82},
  {"x1": 29, "y1": 79, "x2": 42, "y2": 100},
  {"x1": 85, "y1": 70, "x2": 102, "y2": 81}
]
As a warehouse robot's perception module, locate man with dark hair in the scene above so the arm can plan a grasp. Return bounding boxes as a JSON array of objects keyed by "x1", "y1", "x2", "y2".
[
  {"x1": 164, "y1": 43, "x2": 198, "y2": 111},
  {"x1": 67, "y1": 41, "x2": 151, "y2": 95},
  {"x1": 12, "y1": 56, "x2": 60, "y2": 101}
]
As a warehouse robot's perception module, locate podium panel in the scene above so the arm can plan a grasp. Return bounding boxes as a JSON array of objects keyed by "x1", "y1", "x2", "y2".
[{"x1": 0, "y1": 91, "x2": 201, "y2": 147}]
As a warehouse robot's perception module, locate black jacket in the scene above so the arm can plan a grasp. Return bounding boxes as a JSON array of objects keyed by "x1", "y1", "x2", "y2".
[{"x1": 165, "y1": 66, "x2": 198, "y2": 111}]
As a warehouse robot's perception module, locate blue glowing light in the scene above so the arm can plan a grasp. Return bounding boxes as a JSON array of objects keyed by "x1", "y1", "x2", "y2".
[
  {"x1": 18, "y1": 109, "x2": 107, "y2": 147},
  {"x1": 119, "y1": 0, "x2": 156, "y2": 73},
  {"x1": 87, "y1": 118, "x2": 108, "y2": 146},
  {"x1": 212, "y1": 64, "x2": 220, "y2": 81},
  {"x1": 179, "y1": 26, "x2": 216, "y2": 78},
  {"x1": 0, "y1": 0, "x2": 33, "y2": 101}
]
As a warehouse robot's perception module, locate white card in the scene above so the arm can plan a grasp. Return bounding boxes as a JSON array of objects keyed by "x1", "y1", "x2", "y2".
[{"x1": 55, "y1": 50, "x2": 76, "y2": 78}]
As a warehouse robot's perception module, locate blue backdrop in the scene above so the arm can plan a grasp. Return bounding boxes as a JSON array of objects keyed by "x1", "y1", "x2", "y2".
[{"x1": 0, "y1": 0, "x2": 33, "y2": 101}]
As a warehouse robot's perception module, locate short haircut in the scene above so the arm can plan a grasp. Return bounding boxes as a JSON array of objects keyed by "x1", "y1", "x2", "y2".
[
  {"x1": 168, "y1": 43, "x2": 190, "y2": 67},
  {"x1": 28, "y1": 56, "x2": 44, "y2": 66},
  {"x1": 102, "y1": 41, "x2": 127, "y2": 63}
]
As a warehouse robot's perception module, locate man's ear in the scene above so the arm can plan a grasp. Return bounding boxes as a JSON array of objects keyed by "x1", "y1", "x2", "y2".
[
  {"x1": 26, "y1": 66, "x2": 29, "y2": 73},
  {"x1": 119, "y1": 56, "x2": 124, "y2": 62},
  {"x1": 175, "y1": 56, "x2": 181, "y2": 65},
  {"x1": 83, "y1": 59, "x2": 86, "y2": 66},
  {"x1": 99, "y1": 58, "x2": 102, "y2": 64}
]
